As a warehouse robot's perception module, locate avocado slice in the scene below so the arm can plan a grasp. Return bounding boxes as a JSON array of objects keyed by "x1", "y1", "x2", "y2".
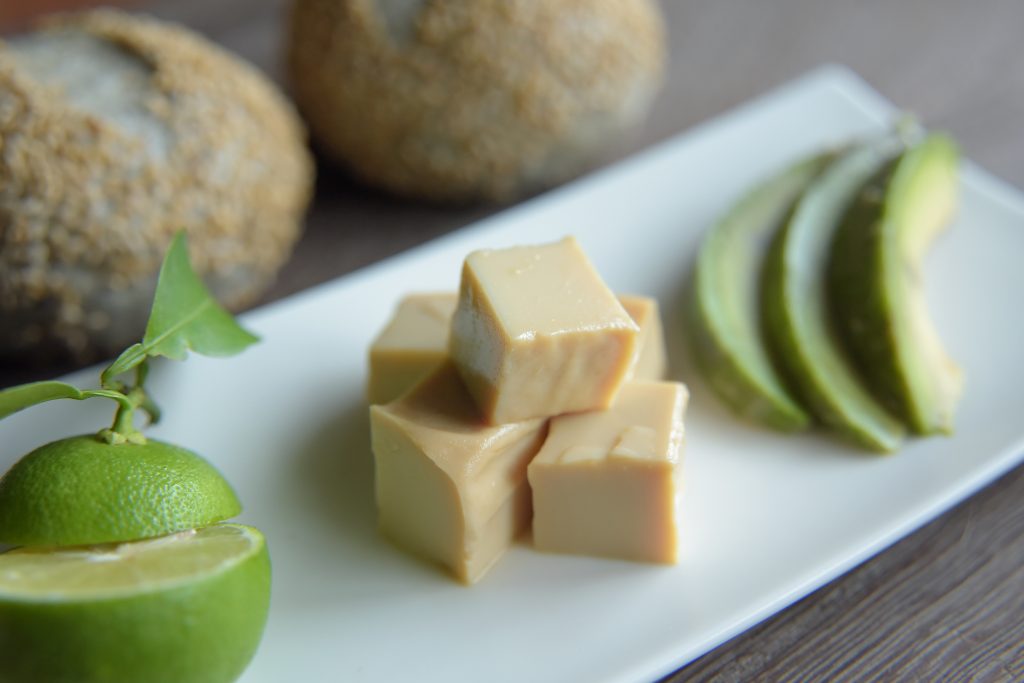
[
  {"x1": 762, "y1": 138, "x2": 907, "y2": 452},
  {"x1": 689, "y1": 153, "x2": 833, "y2": 431},
  {"x1": 828, "y1": 135, "x2": 962, "y2": 434}
]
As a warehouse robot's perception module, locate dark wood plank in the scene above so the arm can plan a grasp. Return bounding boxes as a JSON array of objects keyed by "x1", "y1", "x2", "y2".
[{"x1": 3, "y1": 1, "x2": 1023, "y2": 681}]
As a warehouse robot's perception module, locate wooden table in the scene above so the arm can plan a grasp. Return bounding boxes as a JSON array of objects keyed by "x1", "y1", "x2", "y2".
[{"x1": 3, "y1": 1, "x2": 1023, "y2": 680}]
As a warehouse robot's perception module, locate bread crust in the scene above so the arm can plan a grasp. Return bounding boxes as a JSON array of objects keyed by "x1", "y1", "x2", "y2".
[
  {"x1": 287, "y1": 0, "x2": 665, "y2": 202},
  {"x1": 0, "y1": 10, "x2": 314, "y2": 362}
]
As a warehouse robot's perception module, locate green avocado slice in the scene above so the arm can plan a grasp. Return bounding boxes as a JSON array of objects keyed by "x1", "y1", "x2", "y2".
[
  {"x1": 762, "y1": 138, "x2": 907, "y2": 452},
  {"x1": 828, "y1": 134, "x2": 962, "y2": 434},
  {"x1": 689, "y1": 153, "x2": 833, "y2": 431}
]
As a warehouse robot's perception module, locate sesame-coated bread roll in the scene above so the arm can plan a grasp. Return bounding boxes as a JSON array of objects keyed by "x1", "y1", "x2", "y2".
[
  {"x1": 287, "y1": 0, "x2": 665, "y2": 202},
  {"x1": 0, "y1": 10, "x2": 314, "y2": 363}
]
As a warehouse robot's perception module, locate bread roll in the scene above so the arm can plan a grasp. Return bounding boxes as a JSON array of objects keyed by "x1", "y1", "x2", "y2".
[
  {"x1": 0, "y1": 10, "x2": 314, "y2": 363},
  {"x1": 288, "y1": 0, "x2": 665, "y2": 202}
]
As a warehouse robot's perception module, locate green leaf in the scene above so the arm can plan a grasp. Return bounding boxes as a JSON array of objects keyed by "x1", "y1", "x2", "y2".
[
  {"x1": 0, "y1": 381, "x2": 129, "y2": 421},
  {"x1": 101, "y1": 232, "x2": 258, "y2": 384},
  {"x1": 103, "y1": 343, "x2": 146, "y2": 385},
  {"x1": 144, "y1": 232, "x2": 260, "y2": 359}
]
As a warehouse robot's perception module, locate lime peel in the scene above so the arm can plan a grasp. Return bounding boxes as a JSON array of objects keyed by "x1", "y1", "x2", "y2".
[{"x1": 0, "y1": 435, "x2": 241, "y2": 547}]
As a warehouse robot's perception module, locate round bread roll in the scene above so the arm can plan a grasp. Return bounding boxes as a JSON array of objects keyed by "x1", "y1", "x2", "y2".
[
  {"x1": 287, "y1": 0, "x2": 665, "y2": 202},
  {"x1": 0, "y1": 10, "x2": 313, "y2": 363}
]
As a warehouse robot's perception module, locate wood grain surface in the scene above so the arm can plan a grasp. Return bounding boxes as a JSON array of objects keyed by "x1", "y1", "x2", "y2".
[{"x1": 3, "y1": 1, "x2": 1023, "y2": 680}]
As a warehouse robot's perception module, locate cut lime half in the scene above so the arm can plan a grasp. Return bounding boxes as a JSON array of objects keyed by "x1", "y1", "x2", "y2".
[
  {"x1": 0, "y1": 435, "x2": 241, "y2": 547},
  {"x1": 0, "y1": 523, "x2": 271, "y2": 683}
]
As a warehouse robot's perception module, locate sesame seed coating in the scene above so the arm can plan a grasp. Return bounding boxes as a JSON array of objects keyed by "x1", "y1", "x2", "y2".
[
  {"x1": 287, "y1": 0, "x2": 664, "y2": 203},
  {"x1": 0, "y1": 10, "x2": 314, "y2": 363}
]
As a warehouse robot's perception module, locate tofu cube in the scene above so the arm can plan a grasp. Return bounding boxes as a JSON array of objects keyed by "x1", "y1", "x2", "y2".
[
  {"x1": 528, "y1": 381, "x2": 688, "y2": 564},
  {"x1": 619, "y1": 295, "x2": 668, "y2": 381},
  {"x1": 366, "y1": 293, "x2": 457, "y2": 404},
  {"x1": 370, "y1": 362, "x2": 548, "y2": 583},
  {"x1": 450, "y1": 237, "x2": 639, "y2": 424},
  {"x1": 368, "y1": 291, "x2": 666, "y2": 405}
]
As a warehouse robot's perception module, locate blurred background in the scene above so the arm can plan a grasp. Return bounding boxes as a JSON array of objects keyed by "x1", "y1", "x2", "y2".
[{"x1": 2, "y1": 0, "x2": 1020, "y2": 340}]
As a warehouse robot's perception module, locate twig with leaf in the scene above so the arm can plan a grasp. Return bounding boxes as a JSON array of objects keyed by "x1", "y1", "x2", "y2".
[{"x1": 0, "y1": 232, "x2": 258, "y2": 444}]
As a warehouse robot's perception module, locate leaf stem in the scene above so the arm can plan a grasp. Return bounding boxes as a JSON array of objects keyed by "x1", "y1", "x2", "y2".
[
  {"x1": 111, "y1": 403, "x2": 137, "y2": 436},
  {"x1": 135, "y1": 359, "x2": 150, "y2": 391},
  {"x1": 99, "y1": 388, "x2": 147, "y2": 445},
  {"x1": 101, "y1": 343, "x2": 146, "y2": 388}
]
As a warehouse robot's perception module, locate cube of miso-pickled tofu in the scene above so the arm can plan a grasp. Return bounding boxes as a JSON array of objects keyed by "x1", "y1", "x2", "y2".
[
  {"x1": 366, "y1": 293, "x2": 457, "y2": 404},
  {"x1": 367, "y1": 292, "x2": 664, "y2": 404},
  {"x1": 372, "y1": 290, "x2": 667, "y2": 403},
  {"x1": 450, "y1": 237, "x2": 639, "y2": 424},
  {"x1": 528, "y1": 381, "x2": 688, "y2": 564},
  {"x1": 618, "y1": 295, "x2": 668, "y2": 381},
  {"x1": 370, "y1": 362, "x2": 548, "y2": 583}
]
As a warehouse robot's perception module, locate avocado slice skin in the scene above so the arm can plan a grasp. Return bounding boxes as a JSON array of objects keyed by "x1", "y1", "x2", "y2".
[
  {"x1": 828, "y1": 134, "x2": 962, "y2": 435},
  {"x1": 689, "y1": 153, "x2": 833, "y2": 431},
  {"x1": 762, "y1": 138, "x2": 907, "y2": 452}
]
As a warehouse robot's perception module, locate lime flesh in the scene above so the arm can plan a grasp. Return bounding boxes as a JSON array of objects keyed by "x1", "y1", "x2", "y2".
[
  {"x1": 0, "y1": 523, "x2": 270, "y2": 683},
  {"x1": 0, "y1": 435, "x2": 241, "y2": 547}
]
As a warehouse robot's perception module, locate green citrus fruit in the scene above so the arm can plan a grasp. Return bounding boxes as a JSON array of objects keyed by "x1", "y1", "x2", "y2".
[
  {"x1": 0, "y1": 435, "x2": 241, "y2": 547},
  {"x1": 0, "y1": 523, "x2": 270, "y2": 683}
]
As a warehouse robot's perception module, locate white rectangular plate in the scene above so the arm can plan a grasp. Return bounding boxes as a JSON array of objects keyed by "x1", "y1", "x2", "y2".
[{"x1": 3, "y1": 65, "x2": 1023, "y2": 682}]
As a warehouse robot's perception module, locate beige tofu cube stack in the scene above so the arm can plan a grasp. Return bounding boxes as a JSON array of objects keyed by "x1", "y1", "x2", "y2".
[
  {"x1": 528, "y1": 382, "x2": 688, "y2": 564},
  {"x1": 366, "y1": 292, "x2": 667, "y2": 405},
  {"x1": 368, "y1": 236, "x2": 686, "y2": 583},
  {"x1": 370, "y1": 362, "x2": 547, "y2": 584},
  {"x1": 366, "y1": 293, "x2": 457, "y2": 405},
  {"x1": 449, "y1": 237, "x2": 640, "y2": 424},
  {"x1": 619, "y1": 295, "x2": 668, "y2": 382}
]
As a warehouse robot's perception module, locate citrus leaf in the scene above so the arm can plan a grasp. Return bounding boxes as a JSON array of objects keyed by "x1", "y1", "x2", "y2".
[
  {"x1": 144, "y1": 232, "x2": 259, "y2": 360},
  {"x1": 0, "y1": 381, "x2": 127, "y2": 421},
  {"x1": 100, "y1": 232, "x2": 258, "y2": 385}
]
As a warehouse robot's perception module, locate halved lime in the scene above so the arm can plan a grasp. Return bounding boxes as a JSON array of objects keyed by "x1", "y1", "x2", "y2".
[
  {"x1": 0, "y1": 435, "x2": 241, "y2": 547},
  {"x1": 0, "y1": 523, "x2": 270, "y2": 683}
]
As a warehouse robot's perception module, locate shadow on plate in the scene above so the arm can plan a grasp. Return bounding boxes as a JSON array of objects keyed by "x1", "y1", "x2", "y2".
[
  {"x1": 294, "y1": 401, "x2": 376, "y2": 543},
  {"x1": 292, "y1": 400, "x2": 461, "y2": 591}
]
